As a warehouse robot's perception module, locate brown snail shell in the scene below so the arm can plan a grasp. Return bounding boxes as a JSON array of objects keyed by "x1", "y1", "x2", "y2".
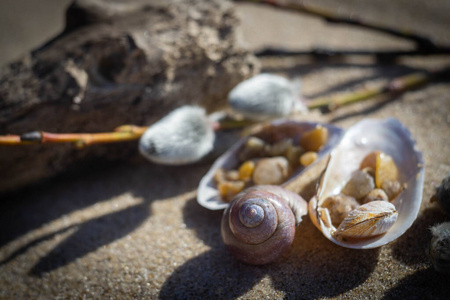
[{"x1": 221, "y1": 185, "x2": 307, "y2": 265}]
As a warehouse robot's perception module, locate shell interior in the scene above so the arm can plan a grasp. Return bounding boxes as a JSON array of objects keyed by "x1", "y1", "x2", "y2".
[
  {"x1": 310, "y1": 118, "x2": 424, "y2": 249},
  {"x1": 197, "y1": 120, "x2": 344, "y2": 210}
]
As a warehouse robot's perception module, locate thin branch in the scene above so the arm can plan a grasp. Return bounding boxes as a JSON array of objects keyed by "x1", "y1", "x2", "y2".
[
  {"x1": 16, "y1": 127, "x2": 146, "y2": 148},
  {"x1": 0, "y1": 135, "x2": 28, "y2": 145},
  {"x1": 237, "y1": 0, "x2": 438, "y2": 50},
  {"x1": 255, "y1": 47, "x2": 450, "y2": 60},
  {"x1": 0, "y1": 118, "x2": 255, "y2": 147},
  {"x1": 306, "y1": 67, "x2": 450, "y2": 110}
]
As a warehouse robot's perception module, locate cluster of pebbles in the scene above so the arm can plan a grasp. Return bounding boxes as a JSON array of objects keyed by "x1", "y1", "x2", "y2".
[
  {"x1": 214, "y1": 126, "x2": 328, "y2": 202},
  {"x1": 322, "y1": 151, "x2": 404, "y2": 237}
]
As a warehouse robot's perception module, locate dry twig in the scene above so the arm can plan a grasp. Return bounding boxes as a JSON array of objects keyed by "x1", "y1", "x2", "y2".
[
  {"x1": 0, "y1": 118, "x2": 255, "y2": 147},
  {"x1": 306, "y1": 67, "x2": 450, "y2": 110}
]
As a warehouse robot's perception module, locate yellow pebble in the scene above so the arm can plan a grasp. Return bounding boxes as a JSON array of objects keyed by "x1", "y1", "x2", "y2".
[
  {"x1": 238, "y1": 160, "x2": 255, "y2": 181},
  {"x1": 299, "y1": 126, "x2": 328, "y2": 151},
  {"x1": 218, "y1": 181, "x2": 245, "y2": 202},
  {"x1": 300, "y1": 151, "x2": 318, "y2": 167}
]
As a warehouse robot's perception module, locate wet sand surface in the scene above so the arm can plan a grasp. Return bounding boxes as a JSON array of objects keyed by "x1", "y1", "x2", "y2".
[{"x1": 1, "y1": 1, "x2": 449, "y2": 299}]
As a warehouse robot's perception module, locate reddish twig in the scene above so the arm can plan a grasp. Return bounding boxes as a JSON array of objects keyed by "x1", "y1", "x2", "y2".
[{"x1": 0, "y1": 118, "x2": 256, "y2": 147}]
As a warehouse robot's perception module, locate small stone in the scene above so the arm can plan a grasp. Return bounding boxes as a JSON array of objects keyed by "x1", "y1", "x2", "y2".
[
  {"x1": 433, "y1": 175, "x2": 450, "y2": 214},
  {"x1": 429, "y1": 222, "x2": 450, "y2": 274},
  {"x1": 218, "y1": 181, "x2": 246, "y2": 203},
  {"x1": 322, "y1": 194, "x2": 360, "y2": 226},
  {"x1": 238, "y1": 161, "x2": 255, "y2": 182},
  {"x1": 238, "y1": 137, "x2": 266, "y2": 162},
  {"x1": 285, "y1": 145, "x2": 305, "y2": 166},
  {"x1": 361, "y1": 188, "x2": 389, "y2": 204},
  {"x1": 299, "y1": 126, "x2": 328, "y2": 152},
  {"x1": 381, "y1": 180, "x2": 402, "y2": 200},
  {"x1": 299, "y1": 151, "x2": 318, "y2": 167},
  {"x1": 342, "y1": 170, "x2": 375, "y2": 200},
  {"x1": 225, "y1": 170, "x2": 240, "y2": 181},
  {"x1": 253, "y1": 157, "x2": 291, "y2": 185},
  {"x1": 264, "y1": 138, "x2": 293, "y2": 157}
]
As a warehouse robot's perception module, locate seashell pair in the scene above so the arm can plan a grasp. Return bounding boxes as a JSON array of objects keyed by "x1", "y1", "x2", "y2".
[
  {"x1": 197, "y1": 117, "x2": 424, "y2": 263},
  {"x1": 198, "y1": 119, "x2": 343, "y2": 265}
]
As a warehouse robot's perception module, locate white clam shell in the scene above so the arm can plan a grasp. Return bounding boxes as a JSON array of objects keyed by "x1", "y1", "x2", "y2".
[
  {"x1": 197, "y1": 120, "x2": 344, "y2": 210},
  {"x1": 309, "y1": 118, "x2": 424, "y2": 249},
  {"x1": 334, "y1": 201, "x2": 398, "y2": 238}
]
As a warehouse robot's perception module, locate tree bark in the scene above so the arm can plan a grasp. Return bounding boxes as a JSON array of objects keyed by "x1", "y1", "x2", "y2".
[{"x1": 0, "y1": 0, "x2": 259, "y2": 193}]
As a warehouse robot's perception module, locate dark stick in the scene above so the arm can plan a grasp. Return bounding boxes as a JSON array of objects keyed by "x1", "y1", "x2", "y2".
[
  {"x1": 237, "y1": 0, "x2": 439, "y2": 51},
  {"x1": 255, "y1": 47, "x2": 450, "y2": 60}
]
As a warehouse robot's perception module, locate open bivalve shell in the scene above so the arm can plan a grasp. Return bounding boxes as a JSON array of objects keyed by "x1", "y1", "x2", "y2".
[
  {"x1": 309, "y1": 118, "x2": 424, "y2": 249},
  {"x1": 198, "y1": 120, "x2": 344, "y2": 210}
]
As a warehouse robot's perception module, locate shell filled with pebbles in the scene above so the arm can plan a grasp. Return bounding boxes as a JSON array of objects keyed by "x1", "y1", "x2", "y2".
[
  {"x1": 309, "y1": 118, "x2": 424, "y2": 249},
  {"x1": 198, "y1": 120, "x2": 344, "y2": 210}
]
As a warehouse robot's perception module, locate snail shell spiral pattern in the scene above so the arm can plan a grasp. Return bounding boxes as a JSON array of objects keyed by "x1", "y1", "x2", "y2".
[{"x1": 221, "y1": 185, "x2": 298, "y2": 265}]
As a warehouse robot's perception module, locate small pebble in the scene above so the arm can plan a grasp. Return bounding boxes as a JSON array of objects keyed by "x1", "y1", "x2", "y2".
[
  {"x1": 322, "y1": 194, "x2": 360, "y2": 226},
  {"x1": 299, "y1": 151, "x2": 318, "y2": 167},
  {"x1": 429, "y1": 222, "x2": 450, "y2": 274},
  {"x1": 253, "y1": 156, "x2": 291, "y2": 185},
  {"x1": 433, "y1": 175, "x2": 450, "y2": 214},
  {"x1": 381, "y1": 180, "x2": 402, "y2": 200},
  {"x1": 361, "y1": 188, "x2": 389, "y2": 204},
  {"x1": 342, "y1": 170, "x2": 375, "y2": 200}
]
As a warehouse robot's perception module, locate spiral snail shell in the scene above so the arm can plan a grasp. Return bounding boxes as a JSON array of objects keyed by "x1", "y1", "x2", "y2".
[{"x1": 221, "y1": 185, "x2": 307, "y2": 265}]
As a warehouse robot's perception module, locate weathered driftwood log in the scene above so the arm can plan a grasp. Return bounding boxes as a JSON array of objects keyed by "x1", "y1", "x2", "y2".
[{"x1": 0, "y1": 0, "x2": 259, "y2": 193}]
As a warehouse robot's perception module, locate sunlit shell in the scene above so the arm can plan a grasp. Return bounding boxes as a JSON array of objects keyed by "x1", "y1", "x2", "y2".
[
  {"x1": 198, "y1": 120, "x2": 344, "y2": 210},
  {"x1": 334, "y1": 201, "x2": 398, "y2": 239},
  {"x1": 309, "y1": 118, "x2": 424, "y2": 249}
]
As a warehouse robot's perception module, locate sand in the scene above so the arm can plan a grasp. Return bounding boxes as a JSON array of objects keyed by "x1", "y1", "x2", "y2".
[{"x1": 1, "y1": 1, "x2": 450, "y2": 299}]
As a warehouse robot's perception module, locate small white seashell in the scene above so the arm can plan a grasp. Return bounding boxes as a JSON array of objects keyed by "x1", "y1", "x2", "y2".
[
  {"x1": 139, "y1": 105, "x2": 214, "y2": 165},
  {"x1": 228, "y1": 74, "x2": 306, "y2": 121},
  {"x1": 334, "y1": 201, "x2": 398, "y2": 239}
]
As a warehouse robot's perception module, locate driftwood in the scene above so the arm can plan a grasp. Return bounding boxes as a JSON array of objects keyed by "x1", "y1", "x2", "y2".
[{"x1": 0, "y1": 0, "x2": 258, "y2": 193}]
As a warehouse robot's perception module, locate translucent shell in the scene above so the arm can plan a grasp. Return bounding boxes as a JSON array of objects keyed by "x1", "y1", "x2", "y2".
[
  {"x1": 334, "y1": 201, "x2": 398, "y2": 238},
  {"x1": 197, "y1": 120, "x2": 344, "y2": 210},
  {"x1": 309, "y1": 118, "x2": 424, "y2": 249}
]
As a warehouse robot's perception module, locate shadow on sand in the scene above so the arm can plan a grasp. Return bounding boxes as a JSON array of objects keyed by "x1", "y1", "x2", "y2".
[
  {"x1": 159, "y1": 198, "x2": 380, "y2": 299},
  {"x1": 0, "y1": 158, "x2": 211, "y2": 276}
]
